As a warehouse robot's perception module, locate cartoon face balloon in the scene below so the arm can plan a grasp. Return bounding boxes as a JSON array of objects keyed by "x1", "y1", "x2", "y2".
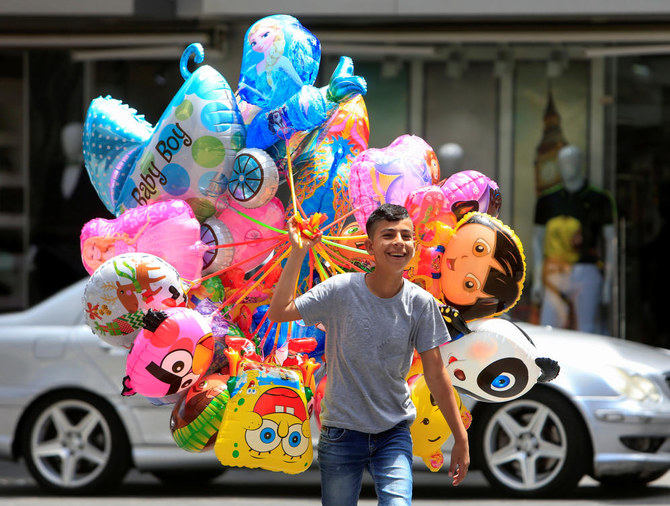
[
  {"x1": 409, "y1": 374, "x2": 471, "y2": 472},
  {"x1": 83, "y1": 252, "x2": 188, "y2": 348},
  {"x1": 407, "y1": 212, "x2": 526, "y2": 322},
  {"x1": 124, "y1": 307, "x2": 215, "y2": 399},
  {"x1": 438, "y1": 212, "x2": 525, "y2": 321},
  {"x1": 440, "y1": 318, "x2": 559, "y2": 403},
  {"x1": 215, "y1": 362, "x2": 313, "y2": 474},
  {"x1": 238, "y1": 14, "x2": 320, "y2": 110},
  {"x1": 83, "y1": 44, "x2": 246, "y2": 220}
]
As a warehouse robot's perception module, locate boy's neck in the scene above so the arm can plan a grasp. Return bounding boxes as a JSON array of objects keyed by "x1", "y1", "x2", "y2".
[{"x1": 365, "y1": 269, "x2": 404, "y2": 298}]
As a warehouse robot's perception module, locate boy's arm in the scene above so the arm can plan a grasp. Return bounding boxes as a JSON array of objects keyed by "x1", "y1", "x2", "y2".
[
  {"x1": 420, "y1": 346, "x2": 470, "y2": 486},
  {"x1": 267, "y1": 216, "x2": 322, "y2": 323}
]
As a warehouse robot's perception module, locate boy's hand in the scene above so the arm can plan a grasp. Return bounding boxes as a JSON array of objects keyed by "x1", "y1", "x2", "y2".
[
  {"x1": 288, "y1": 215, "x2": 322, "y2": 253},
  {"x1": 449, "y1": 438, "x2": 470, "y2": 486}
]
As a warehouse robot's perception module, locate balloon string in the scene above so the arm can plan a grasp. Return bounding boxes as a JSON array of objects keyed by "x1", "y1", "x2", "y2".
[
  {"x1": 319, "y1": 242, "x2": 368, "y2": 273},
  {"x1": 285, "y1": 137, "x2": 301, "y2": 220},
  {"x1": 208, "y1": 234, "x2": 284, "y2": 249},
  {"x1": 228, "y1": 206, "x2": 288, "y2": 234},
  {"x1": 315, "y1": 244, "x2": 345, "y2": 275},
  {"x1": 195, "y1": 240, "x2": 284, "y2": 284},
  {"x1": 312, "y1": 250, "x2": 330, "y2": 281},
  {"x1": 218, "y1": 246, "x2": 290, "y2": 317},
  {"x1": 323, "y1": 234, "x2": 367, "y2": 241},
  {"x1": 322, "y1": 237, "x2": 369, "y2": 255},
  {"x1": 303, "y1": 250, "x2": 314, "y2": 291}
]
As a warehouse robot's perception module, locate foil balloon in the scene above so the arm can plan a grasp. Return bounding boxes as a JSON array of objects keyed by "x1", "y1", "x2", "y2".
[
  {"x1": 170, "y1": 371, "x2": 231, "y2": 452},
  {"x1": 349, "y1": 135, "x2": 439, "y2": 229},
  {"x1": 407, "y1": 212, "x2": 526, "y2": 321},
  {"x1": 409, "y1": 373, "x2": 471, "y2": 472},
  {"x1": 237, "y1": 14, "x2": 325, "y2": 150},
  {"x1": 228, "y1": 148, "x2": 279, "y2": 209},
  {"x1": 441, "y1": 317, "x2": 560, "y2": 403},
  {"x1": 82, "y1": 252, "x2": 188, "y2": 348},
  {"x1": 238, "y1": 14, "x2": 320, "y2": 111},
  {"x1": 440, "y1": 170, "x2": 501, "y2": 220},
  {"x1": 123, "y1": 307, "x2": 215, "y2": 399},
  {"x1": 199, "y1": 217, "x2": 236, "y2": 275},
  {"x1": 83, "y1": 43, "x2": 246, "y2": 220},
  {"x1": 291, "y1": 94, "x2": 369, "y2": 226},
  {"x1": 237, "y1": 15, "x2": 366, "y2": 151},
  {"x1": 80, "y1": 199, "x2": 206, "y2": 281},
  {"x1": 216, "y1": 361, "x2": 314, "y2": 473},
  {"x1": 210, "y1": 195, "x2": 285, "y2": 274},
  {"x1": 215, "y1": 360, "x2": 314, "y2": 474},
  {"x1": 335, "y1": 221, "x2": 374, "y2": 272}
]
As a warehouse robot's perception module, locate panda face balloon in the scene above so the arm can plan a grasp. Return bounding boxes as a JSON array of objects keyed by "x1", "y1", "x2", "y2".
[{"x1": 440, "y1": 318, "x2": 559, "y2": 403}]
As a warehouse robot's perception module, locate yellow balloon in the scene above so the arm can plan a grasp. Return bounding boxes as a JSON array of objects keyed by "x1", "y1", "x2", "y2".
[
  {"x1": 409, "y1": 373, "x2": 472, "y2": 472},
  {"x1": 214, "y1": 360, "x2": 313, "y2": 474}
]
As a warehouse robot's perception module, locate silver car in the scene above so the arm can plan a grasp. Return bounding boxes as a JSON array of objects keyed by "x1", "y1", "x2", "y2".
[{"x1": 1, "y1": 280, "x2": 670, "y2": 497}]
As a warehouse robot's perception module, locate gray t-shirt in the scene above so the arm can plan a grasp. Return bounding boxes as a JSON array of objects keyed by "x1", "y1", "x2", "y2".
[{"x1": 295, "y1": 272, "x2": 450, "y2": 433}]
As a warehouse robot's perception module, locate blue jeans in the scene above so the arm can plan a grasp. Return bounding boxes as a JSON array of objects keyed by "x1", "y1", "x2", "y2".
[{"x1": 317, "y1": 422, "x2": 413, "y2": 506}]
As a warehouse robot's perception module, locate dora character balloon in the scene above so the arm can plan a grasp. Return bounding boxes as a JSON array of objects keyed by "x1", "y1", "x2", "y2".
[{"x1": 408, "y1": 212, "x2": 525, "y2": 322}]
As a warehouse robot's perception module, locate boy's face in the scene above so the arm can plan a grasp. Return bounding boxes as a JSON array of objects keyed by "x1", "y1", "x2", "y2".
[{"x1": 365, "y1": 218, "x2": 415, "y2": 274}]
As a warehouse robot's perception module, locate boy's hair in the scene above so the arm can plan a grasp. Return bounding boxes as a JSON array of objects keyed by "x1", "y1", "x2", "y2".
[{"x1": 366, "y1": 203, "x2": 410, "y2": 236}]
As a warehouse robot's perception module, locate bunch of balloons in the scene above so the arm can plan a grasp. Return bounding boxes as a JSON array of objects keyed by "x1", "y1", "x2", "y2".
[{"x1": 79, "y1": 14, "x2": 557, "y2": 475}]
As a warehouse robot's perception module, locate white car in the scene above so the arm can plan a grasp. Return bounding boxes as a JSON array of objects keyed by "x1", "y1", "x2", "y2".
[{"x1": 1, "y1": 280, "x2": 670, "y2": 497}]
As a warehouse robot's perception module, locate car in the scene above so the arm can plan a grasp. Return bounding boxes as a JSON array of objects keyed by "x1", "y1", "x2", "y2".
[{"x1": 1, "y1": 280, "x2": 670, "y2": 497}]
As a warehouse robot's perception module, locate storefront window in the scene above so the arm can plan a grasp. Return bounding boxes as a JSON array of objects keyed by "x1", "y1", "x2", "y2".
[{"x1": 615, "y1": 55, "x2": 670, "y2": 348}]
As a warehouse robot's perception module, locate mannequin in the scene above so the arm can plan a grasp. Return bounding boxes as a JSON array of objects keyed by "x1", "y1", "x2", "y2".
[
  {"x1": 531, "y1": 145, "x2": 616, "y2": 333},
  {"x1": 437, "y1": 143, "x2": 464, "y2": 178}
]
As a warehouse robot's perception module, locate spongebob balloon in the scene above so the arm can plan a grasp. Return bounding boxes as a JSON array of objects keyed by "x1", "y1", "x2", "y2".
[
  {"x1": 409, "y1": 373, "x2": 471, "y2": 472},
  {"x1": 214, "y1": 360, "x2": 313, "y2": 474}
]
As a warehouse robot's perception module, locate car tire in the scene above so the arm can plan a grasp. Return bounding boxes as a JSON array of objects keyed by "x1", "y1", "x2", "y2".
[
  {"x1": 151, "y1": 469, "x2": 225, "y2": 485},
  {"x1": 471, "y1": 387, "x2": 590, "y2": 498},
  {"x1": 594, "y1": 470, "x2": 668, "y2": 488},
  {"x1": 20, "y1": 390, "x2": 131, "y2": 494}
]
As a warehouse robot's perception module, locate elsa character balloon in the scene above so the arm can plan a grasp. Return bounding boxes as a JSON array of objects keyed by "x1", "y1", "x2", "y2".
[
  {"x1": 239, "y1": 16, "x2": 308, "y2": 109},
  {"x1": 237, "y1": 15, "x2": 367, "y2": 150}
]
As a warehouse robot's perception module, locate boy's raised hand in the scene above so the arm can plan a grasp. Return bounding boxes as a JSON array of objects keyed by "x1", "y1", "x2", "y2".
[{"x1": 287, "y1": 215, "x2": 322, "y2": 253}]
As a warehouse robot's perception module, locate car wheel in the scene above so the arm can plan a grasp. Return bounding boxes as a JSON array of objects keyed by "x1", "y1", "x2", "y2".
[
  {"x1": 20, "y1": 391, "x2": 131, "y2": 494},
  {"x1": 471, "y1": 387, "x2": 590, "y2": 498},
  {"x1": 151, "y1": 469, "x2": 225, "y2": 485},
  {"x1": 595, "y1": 470, "x2": 668, "y2": 488}
]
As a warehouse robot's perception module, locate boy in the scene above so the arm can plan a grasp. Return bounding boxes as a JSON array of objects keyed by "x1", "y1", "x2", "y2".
[{"x1": 268, "y1": 203, "x2": 469, "y2": 505}]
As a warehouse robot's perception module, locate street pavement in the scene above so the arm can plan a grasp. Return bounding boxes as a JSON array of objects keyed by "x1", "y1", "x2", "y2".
[{"x1": 1, "y1": 459, "x2": 670, "y2": 505}]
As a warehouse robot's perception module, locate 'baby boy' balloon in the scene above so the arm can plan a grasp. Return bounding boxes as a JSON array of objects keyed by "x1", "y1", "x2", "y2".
[{"x1": 83, "y1": 43, "x2": 246, "y2": 221}]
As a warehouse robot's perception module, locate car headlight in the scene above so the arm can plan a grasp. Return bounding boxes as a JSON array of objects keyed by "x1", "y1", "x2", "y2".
[{"x1": 608, "y1": 367, "x2": 661, "y2": 403}]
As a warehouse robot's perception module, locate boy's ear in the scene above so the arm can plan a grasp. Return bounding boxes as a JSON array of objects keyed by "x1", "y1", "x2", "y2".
[{"x1": 364, "y1": 236, "x2": 374, "y2": 255}]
